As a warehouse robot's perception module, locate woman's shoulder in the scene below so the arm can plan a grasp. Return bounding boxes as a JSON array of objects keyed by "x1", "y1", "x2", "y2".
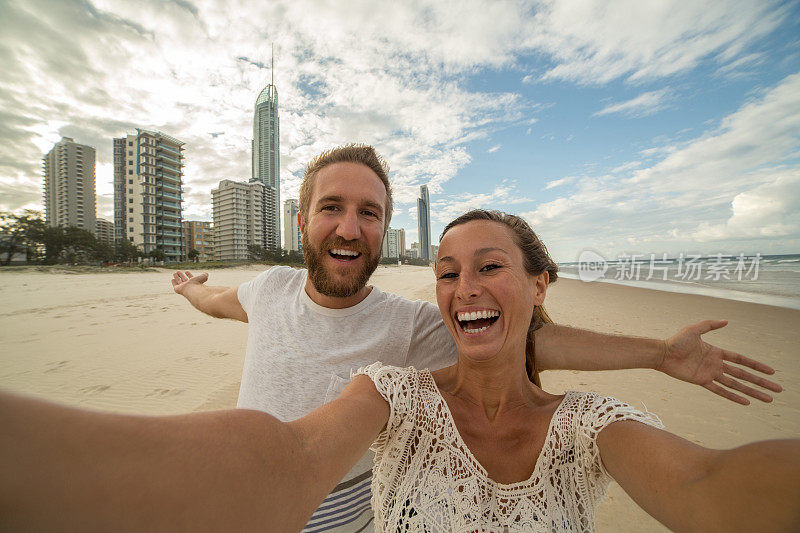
[
  {"x1": 561, "y1": 390, "x2": 664, "y2": 432},
  {"x1": 352, "y1": 363, "x2": 428, "y2": 402}
]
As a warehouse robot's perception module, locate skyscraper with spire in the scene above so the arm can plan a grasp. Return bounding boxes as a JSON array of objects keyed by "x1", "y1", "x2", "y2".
[{"x1": 251, "y1": 46, "x2": 280, "y2": 249}]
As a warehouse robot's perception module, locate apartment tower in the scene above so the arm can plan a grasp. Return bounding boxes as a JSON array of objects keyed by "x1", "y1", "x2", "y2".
[
  {"x1": 113, "y1": 129, "x2": 185, "y2": 261},
  {"x1": 417, "y1": 185, "x2": 431, "y2": 261},
  {"x1": 283, "y1": 198, "x2": 301, "y2": 252},
  {"x1": 182, "y1": 221, "x2": 214, "y2": 262},
  {"x1": 212, "y1": 180, "x2": 265, "y2": 261},
  {"x1": 252, "y1": 51, "x2": 280, "y2": 250},
  {"x1": 95, "y1": 218, "x2": 114, "y2": 246},
  {"x1": 381, "y1": 227, "x2": 405, "y2": 259},
  {"x1": 42, "y1": 137, "x2": 96, "y2": 233}
]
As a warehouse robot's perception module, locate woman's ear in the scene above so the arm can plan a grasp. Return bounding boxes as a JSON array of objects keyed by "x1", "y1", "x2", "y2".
[{"x1": 532, "y1": 270, "x2": 549, "y2": 306}]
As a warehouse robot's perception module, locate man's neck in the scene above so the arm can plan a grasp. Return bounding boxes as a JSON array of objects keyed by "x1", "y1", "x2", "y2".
[{"x1": 303, "y1": 280, "x2": 373, "y2": 309}]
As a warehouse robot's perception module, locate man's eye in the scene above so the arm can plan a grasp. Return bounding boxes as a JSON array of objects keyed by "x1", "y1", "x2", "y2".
[
  {"x1": 480, "y1": 264, "x2": 501, "y2": 272},
  {"x1": 361, "y1": 210, "x2": 378, "y2": 218},
  {"x1": 438, "y1": 272, "x2": 458, "y2": 279},
  {"x1": 322, "y1": 205, "x2": 339, "y2": 212}
]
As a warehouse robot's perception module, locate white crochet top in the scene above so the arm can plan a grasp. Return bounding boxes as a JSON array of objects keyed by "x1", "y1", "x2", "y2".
[{"x1": 354, "y1": 363, "x2": 664, "y2": 533}]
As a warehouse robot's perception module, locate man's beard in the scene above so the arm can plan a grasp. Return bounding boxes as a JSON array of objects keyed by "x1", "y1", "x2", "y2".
[{"x1": 302, "y1": 231, "x2": 381, "y2": 298}]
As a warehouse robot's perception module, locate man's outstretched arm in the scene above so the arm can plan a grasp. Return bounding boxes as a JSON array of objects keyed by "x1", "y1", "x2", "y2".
[
  {"x1": 171, "y1": 271, "x2": 247, "y2": 322},
  {"x1": 534, "y1": 320, "x2": 782, "y2": 405}
]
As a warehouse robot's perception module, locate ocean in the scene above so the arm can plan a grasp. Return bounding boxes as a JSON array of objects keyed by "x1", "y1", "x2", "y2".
[{"x1": 558, "y1": 253, "x2": 800, "y2": 310}]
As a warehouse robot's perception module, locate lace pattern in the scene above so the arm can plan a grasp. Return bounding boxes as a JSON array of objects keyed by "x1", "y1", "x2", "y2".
[{"x1": 354, "y1": 363, "x2": 664, "y2": 533}]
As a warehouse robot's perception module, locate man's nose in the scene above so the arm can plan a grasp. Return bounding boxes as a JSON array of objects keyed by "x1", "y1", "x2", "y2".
[{"x1": 336, "y1": 209, "x2": 361, "y2": 241}]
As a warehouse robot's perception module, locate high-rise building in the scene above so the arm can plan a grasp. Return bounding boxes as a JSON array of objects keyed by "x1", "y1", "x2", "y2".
[
  {"x1": 113, "y1": 129, "x2": 185, "y2": 261},
  {"x1": 252, "y1": 53, "x2": 280, "y2": 250},
  {"x1": 417, "y1": 185, "x2": 431, "y2": 261},
  {"x1": 397, "y1": 228, "x2": 406, "y2": 259},
  {"x1": 95, "y1": 218, "x2": 114, "y2": 246},
  {"x1": 381, "y1": 227, "x2": 404, "y2": 259},
  {"x1": 42, "y1": 137, "x2": 96, "y2": 233},
  {"x1": 283, "y1": 198, "x2": 301, "y2": 252},
  {"x1": 182, "y1": 220, "x2": 214, "y2": 262},
  {"x1": 212, "y1": 180, "x2": 265, "y2": 261}
]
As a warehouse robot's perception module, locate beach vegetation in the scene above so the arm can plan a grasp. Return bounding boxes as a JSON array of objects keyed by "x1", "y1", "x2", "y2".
[{"x1": 247, "y1": 244, "x2": 305, "y2": 266}]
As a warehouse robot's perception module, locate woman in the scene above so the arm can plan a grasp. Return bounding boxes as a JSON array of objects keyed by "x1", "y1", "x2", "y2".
[{"x1": 1, "y1": 210, "x2": 799, "y2": 532}]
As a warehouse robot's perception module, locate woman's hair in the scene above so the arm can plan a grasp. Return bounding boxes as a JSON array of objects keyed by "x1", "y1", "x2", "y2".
[{"x1": 439, "y1": 209, "x2": 559, "y2": 387}]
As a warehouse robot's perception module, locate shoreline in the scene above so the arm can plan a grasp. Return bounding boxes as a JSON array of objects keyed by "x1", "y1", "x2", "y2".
[{"x1": 559, "y1": 271, "x2": 800, "y2": 311}]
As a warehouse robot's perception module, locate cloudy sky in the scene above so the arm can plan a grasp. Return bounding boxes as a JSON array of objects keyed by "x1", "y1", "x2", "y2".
[{"x1": 1, "y1": 0, "x2": 798, "y2": 261}]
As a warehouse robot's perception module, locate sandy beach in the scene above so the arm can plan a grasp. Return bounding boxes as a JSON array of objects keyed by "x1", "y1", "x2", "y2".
[{"x1": 1, "y1": 264, "x2": 798, "y2": 532}]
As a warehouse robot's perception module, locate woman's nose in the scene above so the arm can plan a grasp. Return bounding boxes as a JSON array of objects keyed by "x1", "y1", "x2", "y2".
[{"x1": 456, "y1": 272, "x2": 481, "y2": 300}]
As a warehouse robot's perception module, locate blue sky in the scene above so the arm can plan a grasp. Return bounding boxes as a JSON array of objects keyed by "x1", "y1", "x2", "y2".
[{"x1": 1, "y1": 0, "x2": 798, "y2": 262}]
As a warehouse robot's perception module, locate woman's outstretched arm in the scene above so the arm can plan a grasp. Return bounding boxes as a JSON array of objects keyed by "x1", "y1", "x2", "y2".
[
  {"x1": 534, "y1": 320, "x2": 781, "y2": 404},
  {"x1": 0, "y1": 376, "x2": 388, "y2": 532},
  {"x1": 598, "y1": 421, "x2": 800, "y2": 532}
]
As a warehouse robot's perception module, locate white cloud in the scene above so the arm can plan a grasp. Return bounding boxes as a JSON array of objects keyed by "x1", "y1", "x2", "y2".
[
  {"x1": 594, "y1": 90, "x2": 671, "y2": 118},
  {"x1": 488, "y1": 145, "x2": 501, "y2": 153},
  {"x1": 430, "y1": 183, "x2": 532, "y2": 224},
  {"x1": 527, "y1": 0, "x2": 788, "y2": 85},
  {"x1": 543, "y1": 177, "x2": 574, "y2": 190}
]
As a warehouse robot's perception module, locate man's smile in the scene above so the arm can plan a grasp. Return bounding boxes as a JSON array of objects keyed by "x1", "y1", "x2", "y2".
[{"x1": 328, "y1": 248, "x2": 363, "y2": 262}]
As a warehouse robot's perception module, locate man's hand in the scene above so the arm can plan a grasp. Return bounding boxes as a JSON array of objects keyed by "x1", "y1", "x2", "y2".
[
  {"x1": 172, "y1": 270, "x2": 210, "y2": 295},
  {"x1": 657, "y1": 320, "x2": 782, "y2": 405},
  {"x1": 170, "y1": 270, "x2": 247, "y2": 322}
]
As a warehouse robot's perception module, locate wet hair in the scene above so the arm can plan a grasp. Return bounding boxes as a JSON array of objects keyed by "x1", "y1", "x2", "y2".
[
  {"x1": 299, "y1": 143, "x2": 393, "y2": 231},
  {"x1": 440, "y1": 209, "x2": 559, "y2": 387}
]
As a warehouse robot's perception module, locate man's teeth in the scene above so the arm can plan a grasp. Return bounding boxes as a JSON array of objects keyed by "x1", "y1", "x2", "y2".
[
  {"x1": 456, "y1": 310, "x2": 500, "y2": 322},
  {"x1": 330, "y1": 248, "x2": 360, "y2": 257}
]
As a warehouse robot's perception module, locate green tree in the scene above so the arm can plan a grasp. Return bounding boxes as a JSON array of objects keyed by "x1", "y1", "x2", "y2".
[
  {"x1": 61, "y1": 227, "x2": 98, "y2": 264},
  {"x1": 114, "y1": 239, "x2": 140, "y2": 263},
  {"x1": 148, "y1": 247, "x2": 167, "y2": 263},
  {"x1": 0, "y1": 210, "x2": 46, "y2": 265},
  {"x1": 188, "y1": 248, "x2": 200, "y2": 263}
]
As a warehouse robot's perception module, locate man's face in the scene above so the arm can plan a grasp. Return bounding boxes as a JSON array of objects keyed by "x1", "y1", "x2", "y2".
[{"x1": 300, "y1": 162, "x2": 387, "y2": 298}]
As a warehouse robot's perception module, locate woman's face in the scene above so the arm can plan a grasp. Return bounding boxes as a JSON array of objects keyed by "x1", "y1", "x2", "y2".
[{"x1": 435, "y1": 220, "x2": 547, "y2": 363}]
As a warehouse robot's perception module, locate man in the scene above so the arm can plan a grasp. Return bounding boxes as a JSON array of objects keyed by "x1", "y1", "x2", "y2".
[{"x1": 173, "y1": 144, "x2": 779, "y2": 533}]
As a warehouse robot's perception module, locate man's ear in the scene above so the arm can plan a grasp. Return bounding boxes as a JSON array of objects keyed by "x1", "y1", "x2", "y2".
[
  {"x1": 532, "y1": 271, "x2": 549, "y2": 306},
  {"x1": 297, "y1": 211, "x2": 305, "y2": 233}
]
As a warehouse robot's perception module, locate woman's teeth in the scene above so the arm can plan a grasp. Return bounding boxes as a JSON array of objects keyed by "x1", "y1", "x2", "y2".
[
  {"x1": 457, "y1": 310, "x2": 499, "y2": 322},
  {"x1": 456, "y1": 310, "x2": 500, "y2": 334}
]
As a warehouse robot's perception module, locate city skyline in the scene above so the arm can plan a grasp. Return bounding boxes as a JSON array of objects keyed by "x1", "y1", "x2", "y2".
[{"x1": 1, "y1": 1, "x2": 799, "y2": 262}]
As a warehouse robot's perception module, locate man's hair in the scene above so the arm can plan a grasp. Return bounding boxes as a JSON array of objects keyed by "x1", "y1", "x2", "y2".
[{"x1": 299, "y1": 144, "x2": 393, "y2": 231}]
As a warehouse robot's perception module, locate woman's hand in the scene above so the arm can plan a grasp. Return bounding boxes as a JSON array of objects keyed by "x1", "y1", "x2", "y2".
[{"x1": 658, "y1": 320, "x2": 782, "y2": 405}]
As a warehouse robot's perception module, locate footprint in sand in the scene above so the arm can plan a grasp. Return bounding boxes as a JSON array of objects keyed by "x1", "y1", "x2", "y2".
[
  {"x1": 147, "y1": 388, "x2": 184, "y2": 398},
  {"x1": 209, "y1": 350, "x2": 229, "y2": 358},
  {"x1": 44, "y1": 361, "x2": 70, "y2": 373},
  {"x1": 182, "y1": 356, "x2": 198, "y2": 362},
  {"x1": 79, "y1": 385, "x2": 110, "y2": 395}
]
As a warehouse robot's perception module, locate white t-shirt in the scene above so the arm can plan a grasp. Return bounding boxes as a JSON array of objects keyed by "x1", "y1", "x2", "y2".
[
  {"x1": 236, "y1": 266, "x2": 457, "y2": 532},
  {"x1": 355, "y1": 363, "x2": 665, "y2": 533}
]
